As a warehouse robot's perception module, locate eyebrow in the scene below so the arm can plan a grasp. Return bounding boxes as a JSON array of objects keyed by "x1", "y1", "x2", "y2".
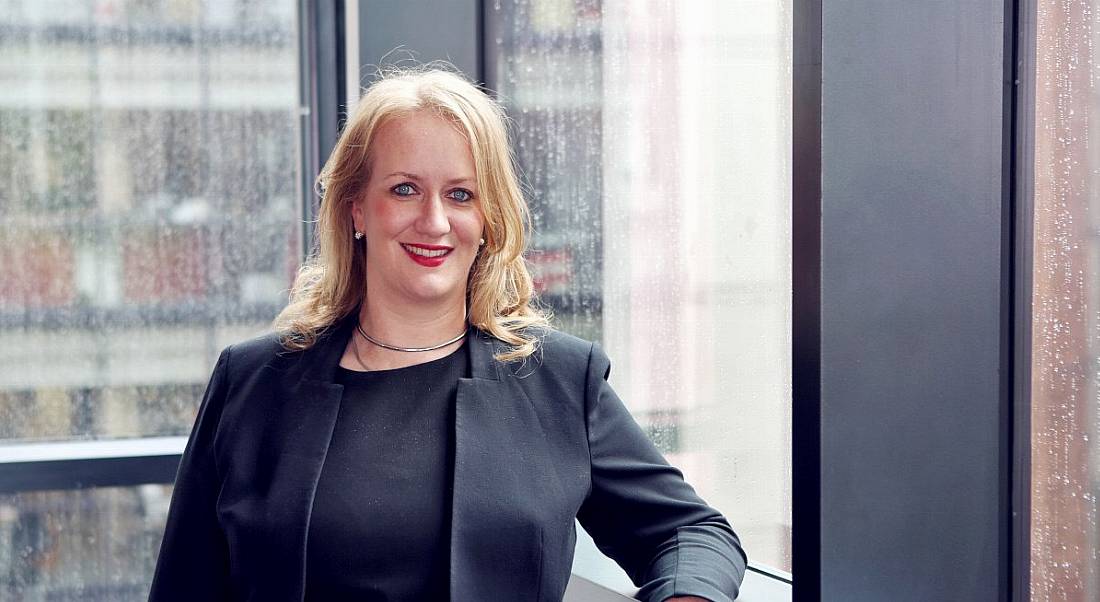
[{"x1": 385, "y1": 172, "x2": 476, "y2": 186}]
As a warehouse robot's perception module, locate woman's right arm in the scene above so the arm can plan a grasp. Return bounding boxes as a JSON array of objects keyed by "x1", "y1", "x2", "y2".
[{"x1": 148, "y1": 346, "x2": 234, "y2": 601}]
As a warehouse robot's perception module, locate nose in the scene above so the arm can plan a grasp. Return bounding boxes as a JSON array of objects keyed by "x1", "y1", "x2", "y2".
[{"x1": 415, "y1": 192, "x2": 451, "y2": 238}]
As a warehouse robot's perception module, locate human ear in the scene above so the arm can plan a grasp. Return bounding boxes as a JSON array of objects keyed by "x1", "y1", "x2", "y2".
[{"x1": 349, "y1": 198, "x2": 365, "y2": 233}]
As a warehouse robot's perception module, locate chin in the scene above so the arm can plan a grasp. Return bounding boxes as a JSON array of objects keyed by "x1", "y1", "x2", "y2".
[{"x1": 402, "y1": 281, "x2": 465, "y2": 306}]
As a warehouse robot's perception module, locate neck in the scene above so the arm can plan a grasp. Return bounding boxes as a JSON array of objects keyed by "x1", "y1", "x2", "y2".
[
  {"x1": 359, "y1": 297, "x2": 467, "y2": 346},
  {"x1": 353, "y1": 294, "x2": 468, "y2": 370}
]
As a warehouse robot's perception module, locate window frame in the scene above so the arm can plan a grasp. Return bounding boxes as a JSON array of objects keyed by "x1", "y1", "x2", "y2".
[
  {"x1": 1011, "y1": 1, "x2": 1037, "y2": 601},
  {"x1": 792, "y1": 0, "x2": 822, "y2": 598}
]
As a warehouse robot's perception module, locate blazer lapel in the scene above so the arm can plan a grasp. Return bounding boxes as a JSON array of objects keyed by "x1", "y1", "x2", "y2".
[
  {"x1": 450, "y1": 329, "x2": 546, "y2": 600},
  {"x1": 260, "y1": 314, "x2": 355, "y2": 601}
]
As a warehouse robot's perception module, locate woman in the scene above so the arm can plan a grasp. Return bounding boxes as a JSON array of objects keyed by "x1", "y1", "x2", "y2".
[{"x1": 149, "y1": 68, "x2": 746, "y2": 602}]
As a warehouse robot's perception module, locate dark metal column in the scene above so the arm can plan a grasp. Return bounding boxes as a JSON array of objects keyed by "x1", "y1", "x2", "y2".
[
  {"x1": 357, "y1": 0, "x2": 480, "y2": 85},
  {"x1": 819, "y1": 2, "x2": 1015, "y2": 600},
  {"x1": 792, "y1": 0, "x2": 822, "y2": 599},
  {"x1": 299, "y1": 0, "x2": 346, "y2": 254}
]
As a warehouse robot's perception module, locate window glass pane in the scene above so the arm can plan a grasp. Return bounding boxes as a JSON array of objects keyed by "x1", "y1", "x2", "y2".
[
  {"x1": 0, "y1": 1, "x2": 301, "y2": 442},
  {"x1": 1031, "y1": 0, "x2": 1100, "y2": 598},
  {"x1": 488, "y1": 0, "x2": 793, "y2": 579},
  {"x1": 0, "y1": 484, "x2": 172, "y2": 600}
]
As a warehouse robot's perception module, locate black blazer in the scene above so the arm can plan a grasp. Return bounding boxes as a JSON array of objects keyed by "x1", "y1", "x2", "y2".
[{"x1": 148, "y1": 312, "x2": 746, "y2": 601}]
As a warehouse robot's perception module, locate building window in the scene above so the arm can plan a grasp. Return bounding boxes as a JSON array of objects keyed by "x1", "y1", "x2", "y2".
[
  {"x1": 0, "y1": 1, "x2": 300, "y2": 597},
  {"x1": 487, "y1": 0, "x2": 793, "y2": 582}
]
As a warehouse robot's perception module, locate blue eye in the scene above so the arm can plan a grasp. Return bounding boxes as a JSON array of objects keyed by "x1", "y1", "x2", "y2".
[
  {"x1": 449, "y1": 189, "x2": 473, "y2": 202},
  {"x1": 392, "y1": 183, "x2": 415, "y2": 196}
]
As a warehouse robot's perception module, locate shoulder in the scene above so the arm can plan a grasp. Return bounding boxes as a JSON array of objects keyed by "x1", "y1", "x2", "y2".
[
  {"x1": 492, "y1": 326, "x2": 607, "y2": 383},
  {"x1": 216, "y1": 330, "x2": 296, "y2": 379},
  {"x1": 533, "y1": 327, "x2": 594, "y2": 359}
]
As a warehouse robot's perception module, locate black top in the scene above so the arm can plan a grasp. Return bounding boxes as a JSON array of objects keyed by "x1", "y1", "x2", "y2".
[{"x1": 304, "y1": 342, "x2": 469, "y2": 601}]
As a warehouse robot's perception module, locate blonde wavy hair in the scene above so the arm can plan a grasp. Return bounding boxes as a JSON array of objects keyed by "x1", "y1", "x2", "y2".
[{"x1": 273, "y1": 67, "x2": 549, "y2": 361}]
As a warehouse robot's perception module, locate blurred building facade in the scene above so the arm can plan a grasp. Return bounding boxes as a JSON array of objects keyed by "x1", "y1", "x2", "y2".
[{"x1": 0, "y1": 1, "x2": 300, "y2": 598}]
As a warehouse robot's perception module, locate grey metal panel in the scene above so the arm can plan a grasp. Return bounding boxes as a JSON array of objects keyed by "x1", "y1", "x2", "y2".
[
  {"x1": 821, "y1": 2, "x2": 1009, "y2": 601},
  {"x1": 356, "y1": 0, "x2": 480, "y2": 86}
]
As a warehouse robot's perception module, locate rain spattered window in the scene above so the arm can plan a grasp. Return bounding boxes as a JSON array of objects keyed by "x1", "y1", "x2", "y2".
[
  {"x1": 0, "y1": 1, "x2": 300, "y2": 597},
  {"x1": 1031, "y1": 0, "x2": 1100, "y2": 598},
  {"x1": 486, "y1": 0, "x2": 793, "y2": 583}
]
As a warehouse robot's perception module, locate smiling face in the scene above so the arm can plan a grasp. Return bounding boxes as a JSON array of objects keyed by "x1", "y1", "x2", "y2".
[{"x1": 351, "y1": 111, "x2": 484, "y2": 312}]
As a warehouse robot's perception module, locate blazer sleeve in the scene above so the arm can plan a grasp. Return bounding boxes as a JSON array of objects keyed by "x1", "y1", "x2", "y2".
[
  {"x1": 575, "y1": 342, "x2": 747, "y2": 602},
  {"x1": 148, "y1": 345, "x2": 234, "y2": 601}
]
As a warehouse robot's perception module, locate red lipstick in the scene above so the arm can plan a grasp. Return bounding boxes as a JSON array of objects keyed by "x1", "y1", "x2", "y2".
[{"x1": 401, "y1": 243, "x2": 452, "y2": 267}]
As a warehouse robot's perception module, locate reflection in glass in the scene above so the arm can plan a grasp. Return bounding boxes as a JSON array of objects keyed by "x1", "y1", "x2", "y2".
[
  {"x1": 0, "y1": 485, "x2": 172, "y2": 600},
  {"x1": 0, "y1": 1, "x2": 300, "y2": 442},
  {"x1": 489, "y1": 0, "x2": 792, "y2": 577}
]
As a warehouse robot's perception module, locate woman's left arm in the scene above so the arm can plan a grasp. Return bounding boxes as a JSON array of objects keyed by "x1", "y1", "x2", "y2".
[
  {"x1": 148, "y1": 346, "x2": 235, "y2": 600},
  {"x1": 576, "y1": 342, "x2": 747, "y2": 602}
]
